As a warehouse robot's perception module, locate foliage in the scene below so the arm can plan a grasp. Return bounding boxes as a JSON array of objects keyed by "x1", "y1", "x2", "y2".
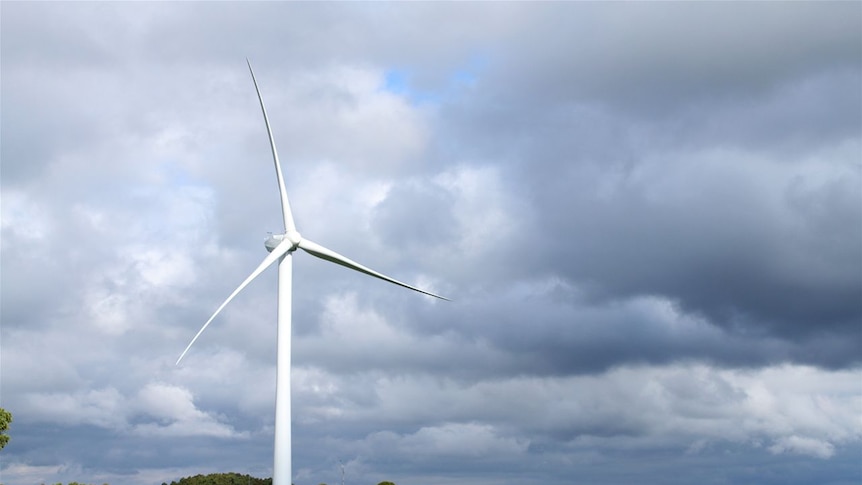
[
  {"x1": 377, "y1": 482, "x2": 397, "y2": 485},
  {"x1": 0, "y1": 407, "x2": 10, "y2": 450},
  {"x1": 164, "y1": 473, "x2": 272, "y2": 485}
]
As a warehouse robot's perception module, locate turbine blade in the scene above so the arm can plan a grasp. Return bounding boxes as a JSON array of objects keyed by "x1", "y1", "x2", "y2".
[
  {"x1": 297, "y1": 238, "x2": 449, "y2": 301},
  {"x1": 176, "y1": 240, "x2": 293, "y2": 365},
  {"x1": 247, "y1": 59, "x2": 296, "y2": 233}
]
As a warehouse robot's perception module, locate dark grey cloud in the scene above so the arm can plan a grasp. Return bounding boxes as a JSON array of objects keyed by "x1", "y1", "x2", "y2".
[
  {"x1": 2, "y1": 2, "x2": 860, "y2": 485},
  {"x1": 483, "y1": 2, "x2": 862, "y2": 116},
  {"x1": 420, "y1": 1, "x2": 862, "y2": 351}
]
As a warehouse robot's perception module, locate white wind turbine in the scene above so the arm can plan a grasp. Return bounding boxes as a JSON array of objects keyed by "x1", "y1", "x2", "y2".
[{"x1": 176, "y1": 60, "x2": 448, "y2": 485}]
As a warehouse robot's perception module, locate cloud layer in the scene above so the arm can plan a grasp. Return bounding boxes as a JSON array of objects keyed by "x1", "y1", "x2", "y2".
[{"x1": 2, "y1": 3, "x2": 860, "y2": 485}]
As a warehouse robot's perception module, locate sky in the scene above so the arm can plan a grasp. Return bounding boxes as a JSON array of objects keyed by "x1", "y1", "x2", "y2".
[{"x1": 1, "y1": 2, "x2": 861, "y2": 485}]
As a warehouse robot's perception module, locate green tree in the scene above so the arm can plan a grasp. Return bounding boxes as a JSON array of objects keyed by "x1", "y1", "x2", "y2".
[
  {"x1": 168, "y1": 473, "x2": 271, "y2": 485},
  {"x1": 0, "y1": 408, "x2": 11, "y2": 450},
  {"x1": 377, "y1": 482, "x2": 396, "y2": 485}
]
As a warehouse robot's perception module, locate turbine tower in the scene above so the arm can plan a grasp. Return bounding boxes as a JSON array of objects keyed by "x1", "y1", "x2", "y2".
[{"x1": 177, "y1": 60, "x2": 448, "y2": 485}]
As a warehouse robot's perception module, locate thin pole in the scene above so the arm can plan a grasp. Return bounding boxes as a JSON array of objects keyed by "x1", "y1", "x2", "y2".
[{"x1": 273, "y1": 253, "x2": 293, "y2": 485}]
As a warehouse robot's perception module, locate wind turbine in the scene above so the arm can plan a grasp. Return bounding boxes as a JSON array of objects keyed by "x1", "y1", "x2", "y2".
[{"x1": 176, "y1": 61, "x2": 447, "y2": 485}]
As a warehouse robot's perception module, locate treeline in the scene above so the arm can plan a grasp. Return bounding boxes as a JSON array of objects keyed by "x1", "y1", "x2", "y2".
[{"x1": 163, "y1": 473, "x2": 271, "y2": 485}]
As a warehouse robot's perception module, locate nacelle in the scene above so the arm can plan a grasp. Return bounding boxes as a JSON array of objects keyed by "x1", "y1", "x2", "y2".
[
  {"x1": 265, "y1": 230, "x2": 302, "y2": 253},
  {"x1": 264, "y1": 233, "x2": 285, "y2": 253}
]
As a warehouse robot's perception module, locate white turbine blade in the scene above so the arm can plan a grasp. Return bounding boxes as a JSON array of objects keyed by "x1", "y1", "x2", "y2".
[
  {"x1": 247, "y1": 59, "x2": 296, "y2": 233},
  {"x1": 297, "y1": 238, "x2": 450, "y2": 301},
  {"x1": 176, "y1": 240, "x2": 293, "y2": 365}
]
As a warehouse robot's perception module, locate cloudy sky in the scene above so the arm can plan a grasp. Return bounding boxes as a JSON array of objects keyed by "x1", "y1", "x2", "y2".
[{"x1": 2, "y1": 3, "x2": 861, "y2": 485}]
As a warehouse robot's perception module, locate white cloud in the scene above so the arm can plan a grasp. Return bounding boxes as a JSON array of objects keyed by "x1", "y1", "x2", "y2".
[
  {"x1": 295, "y1": 291, "x2": 497, "y2": 376},
  {"x1": 397, "y1": 422, "x2": 529, "y2": 458},
  {"x1": 274, "y1": 65, "x2": 430, "y2": 174},
  {"x1": 0, "y1": 462, "x2": 78, "y2": 485},
  {"x1": 293, "y1": 363, "x2": 862, "y2": 461},
  {"x1": 127, "y1": 247, "x2": 197, "y2": 289},
  {"x1": 0, "y1": 189, "x2": 52, "y2": 243},
  {"x1": 86, "y1": 289, "x2": 133, "y2": 335},
  {"x1": 22, "y1": 388, "x2": 127, "y2": 430},
  {"x1": 16, "y1": 383, "x2": 246, "y2": 439},
  {"x1": 768, "y1": 435, "x2": 836, "y2": 459},
  {"x1": 435, "y1": 165, "x2": 514, "y2": 260},
  {"x1": 131, "y1": 382, "x2": 246, "y2": 439}
]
